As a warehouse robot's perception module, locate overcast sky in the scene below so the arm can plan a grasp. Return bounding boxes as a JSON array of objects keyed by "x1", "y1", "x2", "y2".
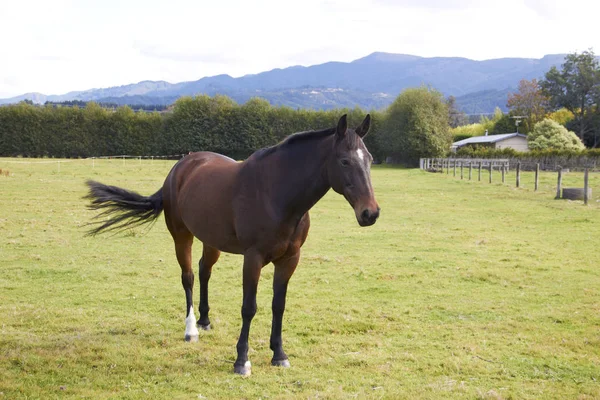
[{"x1": 1, "y1": 0, "x2": 598, "y2": 98}]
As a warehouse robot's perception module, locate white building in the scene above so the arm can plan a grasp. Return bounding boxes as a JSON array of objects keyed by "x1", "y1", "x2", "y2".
[{"x1": 451, "y1": 132, "x2": 529, "y2": 152}]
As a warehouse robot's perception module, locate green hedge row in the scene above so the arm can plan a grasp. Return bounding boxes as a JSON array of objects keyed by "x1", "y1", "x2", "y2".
[{"x1": 0, "y1": 96, "x2": 385, "y2": 160}]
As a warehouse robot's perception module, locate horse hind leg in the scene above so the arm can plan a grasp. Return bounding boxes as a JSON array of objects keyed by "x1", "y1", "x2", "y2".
[
  {"x1": 197, "y1": 244, "x2": 220, "y2": 330},
  {"x1": 172, "y1": 231, "x2": 199, "y2": 342}
]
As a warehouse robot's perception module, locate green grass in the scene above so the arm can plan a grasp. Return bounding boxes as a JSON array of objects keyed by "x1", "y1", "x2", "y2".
[{"x1": 0, "y1": 158, "x2": 599, "y2": 399}]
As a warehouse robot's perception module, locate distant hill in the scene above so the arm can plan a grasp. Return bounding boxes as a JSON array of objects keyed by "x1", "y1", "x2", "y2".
[
  {"x1": 454, "y1": 88, "x2": 515, "y2": 115},
  {"x1": 0, "y1": 52, "x2": 567, "y2": 113}
]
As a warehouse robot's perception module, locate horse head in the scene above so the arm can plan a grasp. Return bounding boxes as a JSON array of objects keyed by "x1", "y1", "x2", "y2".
[{"x1": 327, "y1": 114, "x2": 380, "y2": 226}]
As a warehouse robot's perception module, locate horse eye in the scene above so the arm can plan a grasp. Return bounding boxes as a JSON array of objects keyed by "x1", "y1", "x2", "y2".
[{"x1": 340, "y1": 159, "x2": 350, "y2": 167}]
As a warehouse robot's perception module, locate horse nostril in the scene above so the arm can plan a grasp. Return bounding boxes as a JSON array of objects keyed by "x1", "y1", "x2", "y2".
[
  {"x1": 372, "y1": 209, "x2": 380, "y2": 220},
  {"x1": 361, "y1": 209, "x2": 370, "y2": 220}
]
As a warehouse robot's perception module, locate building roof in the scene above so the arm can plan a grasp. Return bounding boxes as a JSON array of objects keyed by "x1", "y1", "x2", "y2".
[{"x1": 452, "y1": 133, "x2": 527, "y2": 148}]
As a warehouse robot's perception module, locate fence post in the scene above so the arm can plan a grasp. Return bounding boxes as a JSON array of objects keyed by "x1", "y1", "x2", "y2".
[
  {"x1": 535, "y1": 163, "x2": 540, "y2": 191},
  {"x1": 501, "y1": 165, "x2": 505, "y2": 183},
  {"x1": 469, "y1": 162, "x2": 472, "y2": 180},
  {"x1": 460, "y1": 162, "x2": 463, "y2": 179},
  {"x1": 489, "y1": 164, "x2": 493, "y2": 183},
  {"x1": 453, "y1": 161, "x2": 456, "y2": 177},
  {"x1": 584, "y1": 168, "x2": 589, "y2": 205},
  {"x1": 478, "y1": 161, "x2": 482, "y2": 181},
  {"x1": 516, "y1": 162, "x2": 521, "y2": 188},
  {"x1": 555, "y1": 167, "x2": 562, "y2": 199},
  {"x1": 447, "y1": 159, "x2": 450, "y2": 174}
]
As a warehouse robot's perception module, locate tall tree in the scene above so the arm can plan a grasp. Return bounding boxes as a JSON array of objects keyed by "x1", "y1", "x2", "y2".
[
  {"x1": 507, "y1": 79, "x2": 549, "y2": 133},
  {"x1": 539, "y1": 50, "x2": 600, "y2": 142},
  {"x1": 379, "y1": 87, "x2": 451, "y2": 165},
  {"x1": 446, "y1": 95, "x2": 469, "y2": 128}
]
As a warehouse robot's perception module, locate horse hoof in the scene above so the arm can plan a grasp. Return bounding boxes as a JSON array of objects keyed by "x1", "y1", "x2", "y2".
[
  {"x1": 198, "y1": 323, "x2": 211, "y2": 331},
  {"x1": 233, "y1": 361, "x2": 251, "y2": 376},
  {"x1": 184, "y1": 334, "x2": 198, "y2": 343},
  {"x1": 271, "y1": 359, "x2": 291, "y2": 368}
]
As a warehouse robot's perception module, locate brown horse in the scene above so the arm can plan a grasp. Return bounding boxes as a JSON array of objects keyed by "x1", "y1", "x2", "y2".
[{"x1": 84, "y1": 114, "x2": 380, "y2": 376}]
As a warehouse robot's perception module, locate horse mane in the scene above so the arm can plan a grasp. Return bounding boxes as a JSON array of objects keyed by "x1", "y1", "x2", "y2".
[{"x1": 254, "y1": 127, "x2": 336, "y2": 160}]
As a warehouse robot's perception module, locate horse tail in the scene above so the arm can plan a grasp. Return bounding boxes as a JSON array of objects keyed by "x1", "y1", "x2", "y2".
[{"x1": 84, "y1": 180, "x2": 164, "y2": 236}]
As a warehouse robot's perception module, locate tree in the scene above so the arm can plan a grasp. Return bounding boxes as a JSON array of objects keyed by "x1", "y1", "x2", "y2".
[
  {"x1": 507, "y1": 79, "x2": 549, "y2": 133},
  {"x1": 446, "y1": 96, "x2": 468, "y2": 128},
  {"x1": 528, "y1": 119, "x2": 584, "y2": 151},
  {"x1": 547, "y1": 108, "x2": 574, "y2": 126},
  {"x1": 540, "y1": 50, "x2": 600, "y2": 142},
  {"x1": 490, "y1": 113, "x2": 517, "y2": 135},
  {"x1": 379, "y1": 87, "x2": 451, "y2": 165}
]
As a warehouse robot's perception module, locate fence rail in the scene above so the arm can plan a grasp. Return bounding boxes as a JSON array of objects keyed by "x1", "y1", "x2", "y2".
[
  {"x1": 421, "y1": 156, "x2": 599, "y2": 172},
  {"x1": 420, "y1": 158, "x2": 510, "y2": 171},
  {"x1": 419, "y1": 158, "x2": 594, "y2": 206}
]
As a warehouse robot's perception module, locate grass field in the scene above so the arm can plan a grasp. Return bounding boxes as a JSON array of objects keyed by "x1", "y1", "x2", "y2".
[{"x1": 1, "y1": 158, "x2": 599, "y2": 399}]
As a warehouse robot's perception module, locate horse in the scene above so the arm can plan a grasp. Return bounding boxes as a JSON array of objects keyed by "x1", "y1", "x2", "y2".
[{"x1": 84, "y1": 114, "x2": 380, "y2": 376}]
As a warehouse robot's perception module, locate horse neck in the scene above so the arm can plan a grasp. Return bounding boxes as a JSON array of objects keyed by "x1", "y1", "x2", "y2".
[{"x1": 270, "y1": 137, "x2": 333, "y2": 219}]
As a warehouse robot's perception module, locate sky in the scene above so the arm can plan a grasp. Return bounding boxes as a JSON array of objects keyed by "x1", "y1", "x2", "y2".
[{"x1": 1, "y1": 0, "x2": 599, "y2": 98}]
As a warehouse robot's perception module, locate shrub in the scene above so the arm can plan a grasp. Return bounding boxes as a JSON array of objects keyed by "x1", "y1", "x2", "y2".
[{"x1": 528, "y1": 119, "x2": 585, "y2": 151}]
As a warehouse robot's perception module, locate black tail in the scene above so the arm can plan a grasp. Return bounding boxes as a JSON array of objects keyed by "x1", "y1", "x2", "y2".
[{"x1": 84, "y1": 180, "x2": 164, "y2": 236}]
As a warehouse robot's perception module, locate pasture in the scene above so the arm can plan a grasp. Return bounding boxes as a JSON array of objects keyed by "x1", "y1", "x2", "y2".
[{"x1": 0, "y1": 158, "x2": 599, "y2": 399}]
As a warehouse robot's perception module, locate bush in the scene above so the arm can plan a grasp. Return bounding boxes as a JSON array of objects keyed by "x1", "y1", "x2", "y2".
[
  {"x1": 528, "y1": 119, "x2": 585, "y2": 151},
  {"x1": 451, "y1": 123, "x2": 486, "y2": 139}
]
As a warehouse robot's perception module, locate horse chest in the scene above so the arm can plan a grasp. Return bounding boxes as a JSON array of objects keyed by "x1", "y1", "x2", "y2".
[{"x1": 258, "y1": 214, "x2": 310, "y2": 262}]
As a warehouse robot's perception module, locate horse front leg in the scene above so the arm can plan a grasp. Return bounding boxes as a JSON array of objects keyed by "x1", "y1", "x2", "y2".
[
  {"x1": 233, "y1": 251, "x2": 264, "y2": 376},
  {"x1": 270, "y1": 252, "x2": 299, "y2": 368}
]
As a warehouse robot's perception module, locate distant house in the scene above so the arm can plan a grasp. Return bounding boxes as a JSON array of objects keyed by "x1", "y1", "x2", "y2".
[{"x1": 451, "y1": 132, "x2": 529, "y2": 152}]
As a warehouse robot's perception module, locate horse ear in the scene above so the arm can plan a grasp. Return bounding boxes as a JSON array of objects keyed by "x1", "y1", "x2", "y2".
[
  {"x1": 336, "y1": 114, "x2": 348, "y2": 138},
  {"x1": 355, "y1": 114, "x2": 371, "y2": 138}
]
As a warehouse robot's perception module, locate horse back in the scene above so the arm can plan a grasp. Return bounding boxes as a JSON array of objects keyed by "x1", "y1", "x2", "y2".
[{"x1": 162, "y1": 152, "x2": 244, "y2": 253}]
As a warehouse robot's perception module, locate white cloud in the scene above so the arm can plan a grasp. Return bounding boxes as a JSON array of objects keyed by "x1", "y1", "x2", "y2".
[
  {"x1": 372, "y1": 0, "x2": 481, "y2": 10},
  {"x1": 1, "y1": 0, "x2": 599, "y2": 97}
]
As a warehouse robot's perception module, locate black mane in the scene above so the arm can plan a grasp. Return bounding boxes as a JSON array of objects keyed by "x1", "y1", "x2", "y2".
[{"x1": 253, "y1": 127, "x2": 336, "y2": 160}]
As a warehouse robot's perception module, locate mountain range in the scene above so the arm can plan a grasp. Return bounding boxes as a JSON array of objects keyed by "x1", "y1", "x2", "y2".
[{"x1": 0, "y1": 52, "x2": 567, "y2": 114}]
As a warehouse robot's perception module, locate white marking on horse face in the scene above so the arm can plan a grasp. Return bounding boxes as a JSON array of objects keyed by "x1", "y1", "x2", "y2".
[
  {"x1": 357, "y1": 149, "x2": 364, "y2": 161},
  {"x1": 185, "y1": 306, "x2": 199, "y2": 337}
]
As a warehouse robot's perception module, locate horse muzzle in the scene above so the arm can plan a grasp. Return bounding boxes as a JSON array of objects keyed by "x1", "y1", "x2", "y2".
[{"x1": 357, "y1": 206, "x2": 380, "y2": 227}]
